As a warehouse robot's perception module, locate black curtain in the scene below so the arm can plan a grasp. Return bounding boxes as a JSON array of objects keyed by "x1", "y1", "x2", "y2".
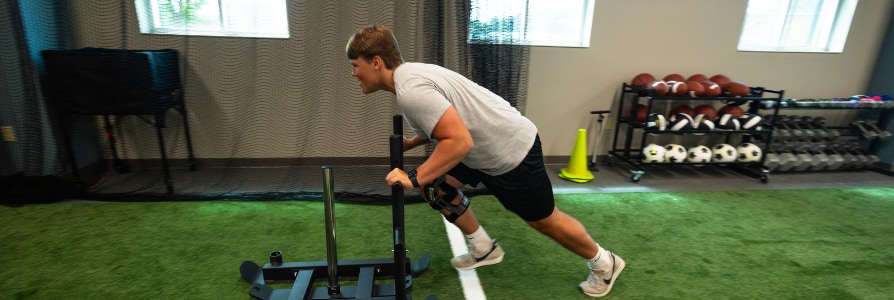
[{"x1": 0, "y1": 0, "x2": 84, "y2": 205}]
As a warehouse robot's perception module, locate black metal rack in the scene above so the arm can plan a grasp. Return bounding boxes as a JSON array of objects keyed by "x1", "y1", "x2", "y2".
[
  {"x1": 755, "y1": 99, "x2": 893, "y2": 175},
  {"x1": 608, "y1": 83, "x2": 784, "y2": 183}
]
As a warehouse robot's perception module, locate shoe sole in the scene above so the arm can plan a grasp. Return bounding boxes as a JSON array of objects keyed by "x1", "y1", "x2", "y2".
[{"x1": 581, "y1": 253, "x2": 626, "y2": 297}]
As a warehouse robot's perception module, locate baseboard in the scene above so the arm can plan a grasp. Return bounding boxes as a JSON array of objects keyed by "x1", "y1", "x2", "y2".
[{"x1": 93, "y1": 157, "x2": 431, "y2": 169}]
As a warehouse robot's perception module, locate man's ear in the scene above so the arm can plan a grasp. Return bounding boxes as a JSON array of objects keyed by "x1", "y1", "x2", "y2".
[{"x1": 372, "y1": 56, "x2": 384, "y2": 70}]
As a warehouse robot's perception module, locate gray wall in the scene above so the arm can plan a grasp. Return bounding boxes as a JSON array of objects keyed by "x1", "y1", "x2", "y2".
[
  {"x1": 526, "y1": 0, "x2": 894, "y2": 156},
  {"x1": 60, "y1": 0, "x2": 894, "y2": 161}
]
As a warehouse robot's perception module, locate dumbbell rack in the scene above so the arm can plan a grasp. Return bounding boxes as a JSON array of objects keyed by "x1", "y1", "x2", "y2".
[
  {"x1": 608, "y1": 83, "x2": 784, "y2": 183},
  {"x1": 754, "y1": 100, "x2": 893, "y2": 175}
]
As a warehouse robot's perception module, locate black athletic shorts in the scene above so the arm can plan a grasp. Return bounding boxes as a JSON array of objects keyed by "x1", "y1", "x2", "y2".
[{"x1": 447, "y1": 135, "x2": 555, "y2": 221}]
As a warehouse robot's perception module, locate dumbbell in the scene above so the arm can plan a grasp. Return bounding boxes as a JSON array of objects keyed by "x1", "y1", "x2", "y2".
[
  {"x1": 763, "y1": 151, "x2": 782, "y2": 172},
  {"x1": 851, "y1": 121, "x2": 878, "y2": 140},
  {"x1": 810, "y1": 117, "x2": 840, "y2": 141},
  {"x1": 792, "y1": 142, "x2": 828, "y2": 171},
  {"x1": 844, "y1": 141, "x2": 880, "y2": 169},
  {"x1": 809, "y1": 149, "x2": 830, "y2": 171},
  {"x1": 835, "y1": 145, "x2": 861, "y2": 169},
  {"x1": 792, "y1": 148, "x2": 814, "y2": 172},
  {"x1": 779, "y1": 116, "x2": 805, "y2": 137},
  {"x1": 800, "y1": 116, "x2": 829, "y2": 139},
  {"x1": 865, "y1": 121, "x2": 892, "y2": 140},
  {"x1": 770, "y1": 115, "x2": 792, "y2": 141},
  {"x1": 822, "y1": 148, "x2": 845, "y2": 170},
  {"x1": 846, "y1": 146, "x2": 871, "y2": 169},
  {"x1": 775, "y1": 151, "x2": 799, "y2": 172},
  {"x1": 788, "y1": 118, "x2": 816, "y2": 139}
]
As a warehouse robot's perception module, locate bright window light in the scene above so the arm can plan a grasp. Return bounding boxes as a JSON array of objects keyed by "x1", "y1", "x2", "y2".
[
  {"x1": 468, "y1": 0, "x2": 596, "y2": 48},
  {"x1": 134, "y1": 0, "x2": 289, "y2": 39},
  {"x1": 738, "y1": 0, "x2": 857, "y2": 53}
]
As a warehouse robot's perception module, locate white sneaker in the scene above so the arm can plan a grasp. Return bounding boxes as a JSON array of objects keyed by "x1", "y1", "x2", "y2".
[
  {"x1": 579, "y1": 251, "x2": 626, "y2": 297},
  {"x1": 450, "y1": 240, "x2": 504, "y2": 270}
]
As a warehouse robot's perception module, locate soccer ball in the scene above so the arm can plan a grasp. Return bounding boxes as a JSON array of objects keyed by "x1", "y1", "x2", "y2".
[
  {"x1": 736, "y1": 143, "x2": 763, "y2": 162},
  {"x1": 664, "y1": 144, "x2": 687, "y2": 163},
  {"x1": 712, "y1": 143, "x2": 738, "y2": 162},
  {"x1": 642, "y1": 143, "x2": 666, "y2": 163},
  {"x1": 687, "y1": 145, "x2": 712, "y2": 163}
]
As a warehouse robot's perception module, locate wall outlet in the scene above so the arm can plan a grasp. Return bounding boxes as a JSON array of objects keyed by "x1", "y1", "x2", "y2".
[{"x1": 1, "y1": 126, "x2": 16, "y2": 142}]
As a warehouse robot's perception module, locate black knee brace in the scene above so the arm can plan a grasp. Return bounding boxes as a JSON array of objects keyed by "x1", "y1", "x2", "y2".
[{"x1": 423, "y1": 175, "x2": 470, "y2": 223}]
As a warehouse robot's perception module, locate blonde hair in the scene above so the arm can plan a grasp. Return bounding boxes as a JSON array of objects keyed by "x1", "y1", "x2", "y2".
[{"x1": 346, "y1": 25, "x2": 404, "y2": 69}]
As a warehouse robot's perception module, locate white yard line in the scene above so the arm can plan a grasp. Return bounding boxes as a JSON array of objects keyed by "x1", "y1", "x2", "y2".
[{"x1": 443, "y1": 217, "x2": 487, "y2": 300}]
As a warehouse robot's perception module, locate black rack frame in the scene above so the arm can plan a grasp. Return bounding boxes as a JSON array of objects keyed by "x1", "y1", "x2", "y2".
[{"x1": 608, "y1": 83, "x2": 784, "y2": 183}]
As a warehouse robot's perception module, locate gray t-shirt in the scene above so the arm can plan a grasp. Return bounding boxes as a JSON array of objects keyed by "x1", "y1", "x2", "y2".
[{"x1": 393, "y1": 62, "x2": 537, "y2": 175}]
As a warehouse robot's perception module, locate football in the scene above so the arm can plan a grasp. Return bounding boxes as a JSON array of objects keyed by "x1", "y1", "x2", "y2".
[
  {"x1": 642, "y1": 143, "x2": 666, "y2": 163},
  {"x1": 647, "y1": 80, "x2": 668, "y2": 97},
  {"x1": 693, "y1": 104, "x2": 718, "y2": 119},
  {"x1": 718, "y1": 105, "x2": 745, "y2": 118},
  {"x1": 625, "y1": 104, "x2": 649, "y2": 123},
  {"x1": 664, "y1": 144, "x2": 688, "y2": 163},
  {"x1": 687, "y1": 145, "x2": 713, "y2": 163},
  {"x1": 663, "y1": 73, "x2": 685, "y2": 82},
  {"x1": 709, "y1": 74, "x2": 732, "y2": 86},
  {"x1": 736, "y1": 143, "x2": 763, "y2": 162},
  {"x1": 666, "y1": 81, "x2": 689, "y2": 97},
  {"x1": 687, "y1": 74, "x2": 708, "y2": 82},
  {"x1": 670, "y1": 104, "x2": 695, "y2": 117},
  {"x1": 685, "y1": 81, "x2": 705, "y2": 97},
  {"x1": 722, "y1": 81, "x2": 751, "y2": 97},
  {"x1": 712, "y1": 143, "x2": 738, "y2": 162},
  {"x1": 700, "y1": 80, "x2": 723, "y2": 97},
  {"x1": 632, "y1": 73, "x2": 656, "y2": 88}
]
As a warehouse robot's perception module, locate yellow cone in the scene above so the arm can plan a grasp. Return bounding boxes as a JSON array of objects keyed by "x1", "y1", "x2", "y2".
[{"x1": 558, "y1": 128, "x2": 594, "y2": 183}]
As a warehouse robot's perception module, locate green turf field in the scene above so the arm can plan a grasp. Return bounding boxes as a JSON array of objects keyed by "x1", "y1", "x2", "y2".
[{"x1": 2, "y1": 188, "x2": 893, "y2": 299}]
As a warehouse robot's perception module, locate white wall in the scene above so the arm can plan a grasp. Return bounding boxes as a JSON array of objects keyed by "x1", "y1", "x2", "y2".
[{"x1": 526, "y1": 0, "x2": 894, "y2": 157}]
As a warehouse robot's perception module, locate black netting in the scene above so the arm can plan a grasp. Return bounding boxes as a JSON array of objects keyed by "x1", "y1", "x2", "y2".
[{"x1": 2, "y1": 1, "x2": 527, "y2": 203}]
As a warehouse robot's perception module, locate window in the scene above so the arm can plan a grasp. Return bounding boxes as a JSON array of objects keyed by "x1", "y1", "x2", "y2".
[
  {"x1": 134, "y1": 0, "x2": 289, "y2": 38},
  {"x1": 468, "y1": 0, "x2": 596, "y2": 48},
  {"x1": 738, "y1": 0, "x2": 857, "y2": 53}
]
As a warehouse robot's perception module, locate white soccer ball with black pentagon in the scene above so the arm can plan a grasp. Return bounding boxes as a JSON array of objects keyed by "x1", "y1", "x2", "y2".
[
  {"x1": 664, "y1": 144, "x2": 687, "y2": 163},
  {"x1": 736, "y1": 143, "x2": 763, "y2": 162},
  {"x1": 712, "y1": 143, "x2": 738, "y2": 162},
  {"x1": 687, "y1": 145, "x2": 712, "y2": 163},
  {"x1": 642, "y1": 143, "x2": 666, "y2": 163}
]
